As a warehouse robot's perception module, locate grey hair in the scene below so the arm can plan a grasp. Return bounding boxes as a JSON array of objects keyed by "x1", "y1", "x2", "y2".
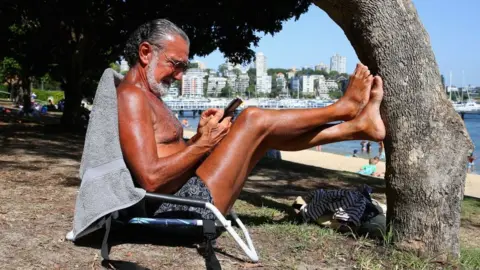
[{"x1": 124, "y1": 19, "x2": 190, "y2": 66}]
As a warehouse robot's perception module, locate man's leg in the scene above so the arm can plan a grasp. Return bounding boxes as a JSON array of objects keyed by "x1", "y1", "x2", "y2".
[{"x1": 197, "y1": 73, "x2": 383, "y2": 215}]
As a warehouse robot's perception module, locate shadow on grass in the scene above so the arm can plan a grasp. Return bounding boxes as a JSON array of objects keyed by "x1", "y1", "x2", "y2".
[
  {"x1": 75, "y1": 224, "x2": 237, "y2": 267},
  {"x1": 249, "y1": 158, "x2": 386, "y2": 195},
  {"x1": 0, "y1": 122, "x2": 84, "y2": 162}
]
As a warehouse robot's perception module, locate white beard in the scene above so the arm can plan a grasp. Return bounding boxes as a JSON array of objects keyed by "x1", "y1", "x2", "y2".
[{"x1": 147, "y1": 52, "x2": 169, "y2": 97}]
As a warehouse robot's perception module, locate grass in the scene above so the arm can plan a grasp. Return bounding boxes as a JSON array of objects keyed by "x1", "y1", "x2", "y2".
[
  {"x1": 462, "y1": 197, "x2": 480, "y2": 224},
  {"x1": 219, "y1": 193, "x2": 480, "y2": 269}
]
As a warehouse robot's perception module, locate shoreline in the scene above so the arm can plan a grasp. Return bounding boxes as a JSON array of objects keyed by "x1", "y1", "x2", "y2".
[{"x1": 183, "y1": 129, "x2": 479, "y2": 198}]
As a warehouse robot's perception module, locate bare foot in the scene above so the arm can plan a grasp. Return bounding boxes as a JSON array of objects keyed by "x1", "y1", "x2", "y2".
[
  {"x1": 353, "y1": 76, "x2": 386, "y2": 141},
  {"x1": 336, "y1": 63, "x2": 374, "y2": 120}
]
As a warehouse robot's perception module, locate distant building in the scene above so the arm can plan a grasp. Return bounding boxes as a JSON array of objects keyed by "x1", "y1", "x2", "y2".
[
  {"x1": 236, "y1": 73, "x2": 250, "y2": 94},
  {"x1": 330, "y1": 53, "x2": 347, "y2": 74},
  {"x1": 255, "y1": 52, "x2": 271, "y2": 93},
  {"x1": 207, "y1": 76, "x2": 227, "y2": 96},
  {"x1": 256, "y1": 52, "x2": 267, "y2": 77},
  {"x1": 181, "y1": 68, "x2": 205, "y2": 97},
  {"x1": 325, "y1": 79, "x2": 339, "y2": 91},
  {"x1": 276, "y1": 73, "x2": 287, "y2": 90},
  {"x1": 167, "y1": 87, "x2": 179, "y2": 97},
  {"x1": 302, "y1": 75, "x2": 329, "y2": 98},
  {"x1": 287, "y1": 70, "x2": 296, "y2": 79},
  {"x1": 315, "y1": 62, "x2": 329, "y2": 73},
  {"x1": 289, "y1": 77, "x2": 301, "y2": 93},
  {"x1": 226, "y1": 73, "x2": 237, "y2": 92},
  {"x1": 256, "y1": 76, "x2": 272, "y2": 94}
]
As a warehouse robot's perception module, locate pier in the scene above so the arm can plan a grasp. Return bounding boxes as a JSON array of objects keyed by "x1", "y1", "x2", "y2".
[
  {"x1": 164, "y1": 98, "x2": 334, "y2": 114},
  {"x1": 164, "y1": 98, "x2": 480, "y2": 121}
]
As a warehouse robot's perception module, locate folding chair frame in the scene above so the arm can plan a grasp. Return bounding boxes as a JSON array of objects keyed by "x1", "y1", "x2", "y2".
[{"x1": 140, "y1": 192, "x2": 259, "y2": 262}]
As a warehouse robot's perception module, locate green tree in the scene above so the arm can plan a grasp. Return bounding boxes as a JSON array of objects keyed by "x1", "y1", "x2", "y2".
[
  {"x1": 203, "y1": 75, "x2": 209, "y2": 97},
  {"x1": 0, "y1": 15, "x2": 53, "y2": 107},
  {"x1": 328, "y1": 90, "x2": 343, "y2": 99},
  {"x1": 37, "y1": 73, "x2": 61, "y2": 91},
  {"x1": 188, "y1": 62, "x2": 199, "y2": 69},
  {"x1": 110, "y1": 62, "x2": 121, "y2": 73},
  {"x1": 0, "y1": 57, "x2": 21, "y2": 96},
  {"x1": 328, "y1": 70, "x2": 339, "y2": 79},
  {"x1": 220, "y1": 83, "x2": 233, "y2": 98},
  {"x1": 1, "y1": 0, "x2": 310, "y2": 127},
  {"x1": 247, "y1": 68, "x2": 256, "y2": 85},
  {"x1": 218, "y1": 64, "x2": 228, "y2": 76},
  {"x1": 232, "y1": 68, "x2": 242, "y2": 77},
  {"x1": 246, "y1": 84, "x2": 255, "y2": 98},
  {"x1": 312, "y1": 69, "x2": 329, "y2": 77},
  {"x1": 267, "y1": 68, "x2": 288, "y2": 76},
  {"x1": 271, "y1": 73, "x2": 277, "y2": 91}
]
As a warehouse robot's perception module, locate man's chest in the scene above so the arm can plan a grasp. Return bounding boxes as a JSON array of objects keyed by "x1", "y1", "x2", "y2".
[{"x1": 148, "y1": 98, "x2": 183, "y2": 144}]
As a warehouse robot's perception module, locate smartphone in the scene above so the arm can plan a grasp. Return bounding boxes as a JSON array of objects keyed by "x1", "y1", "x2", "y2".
[{"x1": 220, "y1": 97, "x2": 243, "y2": 122}]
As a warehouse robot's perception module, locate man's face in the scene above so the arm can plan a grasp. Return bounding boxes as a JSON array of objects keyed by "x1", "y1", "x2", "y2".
[{"x1": 146, "y1": 35, "x2": 189, "y2": 96}]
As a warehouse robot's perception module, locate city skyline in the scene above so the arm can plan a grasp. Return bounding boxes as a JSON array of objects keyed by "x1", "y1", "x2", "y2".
[{"x1": 194, "y1": 0, "x2": 480, "y2": 86}]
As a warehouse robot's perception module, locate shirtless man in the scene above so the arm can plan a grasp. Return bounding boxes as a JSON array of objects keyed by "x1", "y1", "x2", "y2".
[{"x1": 117, "y1": 19, "x2": 386, "y2": 219}]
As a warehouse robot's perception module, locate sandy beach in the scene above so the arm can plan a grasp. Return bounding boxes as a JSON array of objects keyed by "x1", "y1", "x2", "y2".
[{"x1": 183, "y1": 129, "x2": 480, "y2": 198}]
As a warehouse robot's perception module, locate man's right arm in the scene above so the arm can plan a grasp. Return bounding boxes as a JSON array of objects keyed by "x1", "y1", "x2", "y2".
[{"x1": 118, "y1": 88, "x2": 210, "y2": 194}]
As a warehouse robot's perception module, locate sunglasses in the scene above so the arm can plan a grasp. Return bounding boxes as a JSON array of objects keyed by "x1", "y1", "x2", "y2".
[
  {"x1": 149, "y1": 43, "x2": 189, "y2": 73},
  {"x1": 163, "y1": 52, "x2": 189, "y2": 73}
]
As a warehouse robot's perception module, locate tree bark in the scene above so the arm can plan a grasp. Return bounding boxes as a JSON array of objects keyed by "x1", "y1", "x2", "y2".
[
  {"x1": 314, "y1": 0, "x2": 472, "y2": 259},
  {"x1": 60, "y1": 37, "x2": 86, "y2": 129},
  {"x1": 60, "y1": 80, "x2": 82, "y2": 129},
  {"x1": 19, "y1": 74, "x2": 32, "y2": 111}
]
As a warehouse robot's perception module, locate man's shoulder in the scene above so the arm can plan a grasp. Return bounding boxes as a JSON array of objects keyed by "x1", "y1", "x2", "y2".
[
  {"x1": 116, "y1": 83, "x2": 151, "y2": 108},
  {"x1": 117, "y1": 82, "x2": 146, "y2": 98}
]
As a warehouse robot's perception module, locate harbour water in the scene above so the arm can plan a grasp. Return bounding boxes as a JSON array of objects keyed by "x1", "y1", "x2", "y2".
[{"x1": 179, "y1": 111, "x2": 480, "y2": 174}]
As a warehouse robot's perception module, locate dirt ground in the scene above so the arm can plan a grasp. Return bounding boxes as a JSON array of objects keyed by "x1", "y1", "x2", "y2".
[{"x1": 1, "y1": 113, "x2": 479, "y2": 269}]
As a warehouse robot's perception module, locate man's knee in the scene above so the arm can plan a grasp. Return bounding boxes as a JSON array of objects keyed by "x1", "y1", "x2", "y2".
[{"x1": 238, "y1": 107, "x2": 266, "y2": 131}]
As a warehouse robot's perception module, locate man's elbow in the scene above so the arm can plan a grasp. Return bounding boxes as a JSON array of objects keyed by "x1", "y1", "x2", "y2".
[
  {"x1": 143, "y1": 182, "x2": 158, "y2": 193},
  {"x1": 138, "y1": 173, "x2": 163, "y2": 193}
]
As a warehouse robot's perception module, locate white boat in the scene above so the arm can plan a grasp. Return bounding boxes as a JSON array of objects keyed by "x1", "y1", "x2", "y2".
[{"x1": 455, "y1": 100, "x2": 480, "y2": 112}]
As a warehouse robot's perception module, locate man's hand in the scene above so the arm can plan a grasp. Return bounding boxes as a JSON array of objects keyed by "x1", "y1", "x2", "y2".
[{"x1": 195, "y1": 108, "x2": 232, "y2": 151}]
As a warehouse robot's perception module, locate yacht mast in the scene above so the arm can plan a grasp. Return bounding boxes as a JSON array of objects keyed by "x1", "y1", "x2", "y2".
[{"x1": 449, "y1": 71, "x2": 452, "y2": 101}]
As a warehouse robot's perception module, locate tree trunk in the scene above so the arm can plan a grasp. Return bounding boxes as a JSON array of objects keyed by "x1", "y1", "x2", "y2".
[
  {"x1": 314, "y1": 0, "x2": 472, "y2": 259},
  {"x1": 60, "y1": 81, "x2": 82, "y2": 129},
  {"x1": 61, "y1": 40, "x2": 85, "y2": 129},
  {"x1": 20, "y1": 75, "x2": 32, "y2": 111}
]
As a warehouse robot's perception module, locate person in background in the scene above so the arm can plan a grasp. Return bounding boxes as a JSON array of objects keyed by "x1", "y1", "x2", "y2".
[
  {"x1": 378, "y1": 141, "x2": 385, "y2": 160},
  {"x1": 181, "y1": 118, "x2": 189, "y2": 128},
  {"x1": 352, "y1": 149, "x2": 359, "y2": 157},
  {"x1": 467, "y1": 153, "x2": 476, "y2": 173},
  {"x1": 358, "y1": 156, "x2": 380, "y2": 176},
  {"x1": 366, "y1": 141, "x2": 372, "y2": 154},
  {"x1": 360, "y1": 140, "x2": 367, "y2": 152}
]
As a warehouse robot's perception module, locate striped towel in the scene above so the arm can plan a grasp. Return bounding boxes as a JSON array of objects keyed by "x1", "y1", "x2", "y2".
[{"x1": 302, "y1": 186, "x2": 378, "y2": 227}]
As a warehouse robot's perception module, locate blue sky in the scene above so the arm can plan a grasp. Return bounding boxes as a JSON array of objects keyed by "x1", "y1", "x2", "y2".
[{"x1": 194, "y1": 0, "x2": 480, "y2": 86}]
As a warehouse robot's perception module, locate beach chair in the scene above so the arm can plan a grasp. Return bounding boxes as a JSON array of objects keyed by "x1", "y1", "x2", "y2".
[
  {"x1": 116, "y1": 194, "x2": 257, "y2": 268},
  {"x1": 66, "y1": 69, "x2": 258, "y2": 269}
]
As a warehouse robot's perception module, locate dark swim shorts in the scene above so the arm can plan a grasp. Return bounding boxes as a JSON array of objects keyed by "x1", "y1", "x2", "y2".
[{"x1": 152, "y1": 176, "x2": 215, "y2": 220}]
